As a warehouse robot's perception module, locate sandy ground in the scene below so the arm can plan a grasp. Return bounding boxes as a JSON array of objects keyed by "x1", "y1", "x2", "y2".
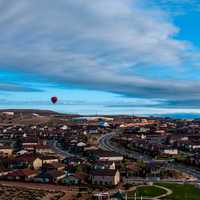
[{"x1": 0, "y1": 180, "x2": 92, "y2": 200}]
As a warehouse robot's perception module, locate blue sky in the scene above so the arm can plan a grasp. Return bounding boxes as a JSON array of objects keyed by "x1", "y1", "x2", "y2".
[{"x1": 1, "y1": 0, "x2": 200, "y2": 115}]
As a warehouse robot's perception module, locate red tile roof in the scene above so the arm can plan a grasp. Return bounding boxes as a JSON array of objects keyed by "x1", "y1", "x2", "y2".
[
  {"x1": 7, "y1": 168, "x2": 37, "y2": 177},
  {"x1": 90, "y1": 169, "x2": 118, "y2": 176},
  {"x1": 15, "y1": 154, "x2": 40, "y2": 163}
]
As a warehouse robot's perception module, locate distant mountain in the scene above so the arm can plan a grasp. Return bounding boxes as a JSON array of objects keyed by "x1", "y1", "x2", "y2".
[
  {"x1": 0, "y1": 109, "x2": 59, "y2": 115},
  {"x1": 151, "y1": 113, "x2": 200, "y2": 119},
  {"x1": 1, "y1": 109, "x2": 199, "y2": 119},
  {"x1": 0, "y1": 109, "x2": 81, "y2": 118}
]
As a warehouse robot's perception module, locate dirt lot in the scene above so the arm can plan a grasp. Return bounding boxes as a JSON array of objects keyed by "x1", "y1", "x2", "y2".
[
  {"x1": 0, "y1": 181, "x2": 92, "y2": 200},
  {"x1": 0, "y1": 184, "x2": 65, "y2": 200}
]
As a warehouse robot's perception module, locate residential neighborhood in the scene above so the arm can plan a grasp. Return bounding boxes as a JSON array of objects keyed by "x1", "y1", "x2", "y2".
[{"x1": 0, "y1": 110, "x2": 200, "y2": 199}]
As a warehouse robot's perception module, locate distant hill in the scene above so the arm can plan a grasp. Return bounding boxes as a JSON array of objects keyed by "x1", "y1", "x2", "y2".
[
  {"x1": 0, "y1": 109, "x2": 59, "y2": 116},
  {"x1": 151, "y1": 113, "x2": 200, "y2": 119},
  {"x1": 1, "y1": 109, "x2": 199, "y2": 120},
  {"x1": 0, "y1": 109, "x2": 82, "y2": 125},
  {"x1": 0, "y1": 109, "x2": 81, "y2": 117}
]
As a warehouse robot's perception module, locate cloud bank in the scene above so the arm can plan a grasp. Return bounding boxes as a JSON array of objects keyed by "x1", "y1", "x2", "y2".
[
  {"x1": 0, "y1": 0, "x2": 200, "y2": 103},
  {"x1": 0, "y1": 83, "x2": 41, "y2": 92}
]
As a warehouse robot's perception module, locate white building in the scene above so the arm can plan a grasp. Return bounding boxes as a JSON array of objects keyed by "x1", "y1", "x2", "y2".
[
  {"x1": 90, "y1": 169, "x2": 120, "y2": 186},
  {"x1": 163, "y1": 149, "x2": 178, "y2": 155}
]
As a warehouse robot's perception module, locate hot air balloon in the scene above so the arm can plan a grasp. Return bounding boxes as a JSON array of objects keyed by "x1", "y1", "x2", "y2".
[{"x1": 51, "y1": 96, "x2": 58, "y2": 104}]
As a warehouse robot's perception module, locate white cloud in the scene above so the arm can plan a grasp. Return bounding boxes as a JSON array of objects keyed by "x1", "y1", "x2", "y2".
[{"x1": 0, "y1": 0, "x2": 199, "y2": 100}]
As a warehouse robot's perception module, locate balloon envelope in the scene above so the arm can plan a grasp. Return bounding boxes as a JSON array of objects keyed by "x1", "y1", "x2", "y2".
[{"x1": 51, "y1": 96, "x2": 58, "y2": 104}]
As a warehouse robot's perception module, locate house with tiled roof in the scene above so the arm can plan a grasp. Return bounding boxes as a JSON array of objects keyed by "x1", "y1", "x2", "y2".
[
  {"x1": 88, "y1": 150, "x2": 123, "y2": 162},
  {"x1": 34, "y1": 170, "x2": 66, "y2": 183},
  {"x1": 61, "y1": 172, "x2": 88, "y2": 185},
  {"x1": 5, "y1": 168, "x2": 38, "y2": 181},
  {"x1": 39, "y1": 154, "x2": 59, "y2": 164},
  {"x1": 90, "y1": 169, "x2": 120, "y2": 186},
  {"x1": 0, "y1": 145, "x2": 13, "y2": 157},
  {"x1": 14, "y1": 154, "x2": 42, "y2": 169},
  {"x1": 41, "y1": 162, "x2": 65, "y2": 172}
]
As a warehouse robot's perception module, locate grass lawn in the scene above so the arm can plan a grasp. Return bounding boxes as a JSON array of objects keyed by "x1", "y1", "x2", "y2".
[
  {"x1": 128, "y1": 185, "x2": 166, "y2": 198},
  {"x1": 158, "y1": 183, "x2": 200, "y2": 200}
]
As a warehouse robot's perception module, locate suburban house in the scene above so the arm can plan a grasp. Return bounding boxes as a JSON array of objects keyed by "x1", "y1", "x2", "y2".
[
  {"x1": 62, "y1": 157, "x2": 81, "y2": 165},
  {"x1": 162, "y1": 148, "x2": 178, "y2": 155},
  {"x1": 34, "y1": 170, "x2": 66, "y2": 183},
  {"x1": 23, "y1": 144, "x2": 54, "y2": 154},
  {"x1": 0, "y1": 145, "x2": 13, "y2": 157},
  {"x1": 90, "y1": 169, "x2": 120, "y2": 186},
  {"x1": 61, "y1": 172, "x2": 88, "y2": 185},
  {"x1": 89, "y1": 150, "x2": 123, "y2": 162},
  {"x1": 93, "y1": 161, "x2": 116, "y2": 170},
  {"x1": 40, "y1": 155, "x2": 59, "y2": 164},
  {"x1": 5, "y1": 168, "x2": 38, "y2": 181},
  {"x1": 41, "y1": 162, "x2": 65, "y2": 172},
  {"x1": 36, "y1": 145, "x2": 54, "y2": 154},
  {"x1": 22, "y1": 138, "x2": 38, "y2": 146},
  {"x1": 0, "y1": 164, "x2": 12, "y2": 177},
  {"x1": 14, "y1": 154, "x2": 43, "y2": 169}
]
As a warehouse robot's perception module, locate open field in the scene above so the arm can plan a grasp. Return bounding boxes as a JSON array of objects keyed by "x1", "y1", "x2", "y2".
[
  {"x1": 128, "y1": 185, "x2": 167, "y2": 199},
  {"x1": 158, "y1": 183, "x2": 200, "y2": 200},
  {"x1": 0, "y1": 181, "x2": 92, "y2": 200}
]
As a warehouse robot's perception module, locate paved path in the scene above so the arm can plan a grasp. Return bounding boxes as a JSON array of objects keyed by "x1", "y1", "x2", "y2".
[
  {"x1": 153, "y1": 185, "x2": 172, "y2": 200},
  {"x1": 125, "y1": 184, "x2": 172, "y2": 200}
]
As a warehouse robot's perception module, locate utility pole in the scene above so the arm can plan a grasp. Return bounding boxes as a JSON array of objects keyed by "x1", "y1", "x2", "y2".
[{"x1": 134, "y1": 192, "x2": 136, "y2": 200}]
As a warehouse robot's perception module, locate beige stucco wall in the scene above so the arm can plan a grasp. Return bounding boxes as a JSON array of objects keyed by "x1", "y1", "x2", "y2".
[
  {"x1": 0, "y1": 148, "x2": 13, "y2": 156},
  {"x1": 92, "y1": 170, "x2": 120, "y2": 186},
  {"x1": 33, "y1": 158, "x2": 43, "y2": 169}
]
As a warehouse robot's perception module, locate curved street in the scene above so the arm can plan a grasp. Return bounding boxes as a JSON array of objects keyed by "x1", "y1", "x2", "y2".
[
  {"x1": 98, "y1": 132, "x2": 200, "y2": 182},
  {"x1": 98, "y1": 132, "x2": 152, "y2": 161},
  {"x1": 49, "y1": 140, "x2": 75, "y2": 158}
]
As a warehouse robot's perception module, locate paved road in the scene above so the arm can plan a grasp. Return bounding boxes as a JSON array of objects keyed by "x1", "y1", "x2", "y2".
[
  {"x1": 153, "y1": 185, "x2": 172, "y2": 200},
  {"x1": 123, "y1": 184, "x2": 172, "y2": 200},
  {"x1": 98, "y1": 132, "x2": 200, "y2": 182},
  {"x1": 98, "y1": 132, "x2": 151, "y2": 161},
  {"x1": 49, "y1": 140, "x2": 75, "y2": 158},
  {"x1": 169, "y1": 162, "x2": 200, "y2": 181}
]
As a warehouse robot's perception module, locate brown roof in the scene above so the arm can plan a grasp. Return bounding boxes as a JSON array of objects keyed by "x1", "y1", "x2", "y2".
[
  {"x1": 46, "y1": 170, "x2": 65, "y2": 178},
  {"x1": 126, "y1": 163, "x2": 139, "y2": 171},
  {"x1": 7, "y1": 168, "x2": 37, "y2": 177},
  {"x1": 22, "y1": 138, "x2": 38, "y2": 144},
  {"x1": 0, "y1": 145, "x2": 12, "y2": 150},
  {"x1": 23, "y1": 144, "x2": 51, "y2": 149},
  {"x1": 15, "y1": 154, "x2": 40, "y2": 163},
  {"x1": 42, "y1": 162, "x2": 64, "y2": 169},
  {"x1": 90, "y1": 169, "x2": 118, "y2": 177},
  {"x1": 39, "y1": 155, "x2": 58, "y2": 160},
  {"x1": 74, "y1": 172, "x2": 88, "y2": 180}
]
